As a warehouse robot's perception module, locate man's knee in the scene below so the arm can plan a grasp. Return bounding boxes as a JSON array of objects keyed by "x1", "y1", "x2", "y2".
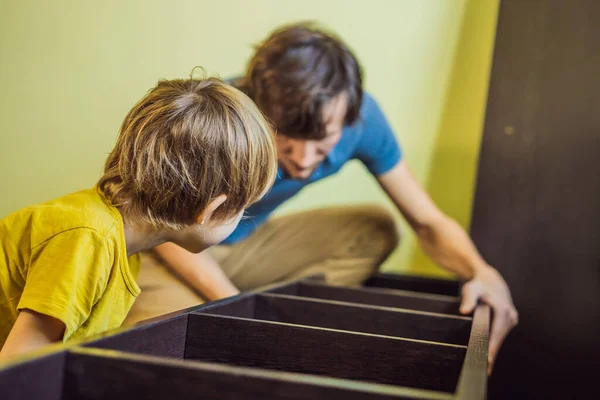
[
  {"x1": 364, "y1": 205, "x2": 400, "y2": 253},
  {"x1": 347, "y1": 204, "x2": 400, "y2": 260}
]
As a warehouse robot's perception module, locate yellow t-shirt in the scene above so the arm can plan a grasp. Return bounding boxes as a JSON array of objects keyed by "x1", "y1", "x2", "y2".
[{"x1": 0, "y1": 188, "x2": 140, "y2": 348}]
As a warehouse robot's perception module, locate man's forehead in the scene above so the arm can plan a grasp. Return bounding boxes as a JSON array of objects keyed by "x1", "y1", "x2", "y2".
[
  {"x1": 322, "y1": 93, "x2": 348, "y2": 119},
  {"x1": 275, "y1": 92, "x2": 348, "y2": 140},
  {"x1": 277, "y1": 130, "x2": 340, "y2": 141},
  {"x1": 322, "y1": 92, "x2": 348, "y2": 128}
]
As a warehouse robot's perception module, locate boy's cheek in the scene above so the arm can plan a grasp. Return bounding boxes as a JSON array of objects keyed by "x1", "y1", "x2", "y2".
[
  {"x1": 202, "y1": 217, "x2": 243, "y2": 247},
  {"x1": 169, "y1": 227, "x2": 209, "y2": 254},
  {"x1": 173, "y1": 216, "x2": 243, "y2": 253}
]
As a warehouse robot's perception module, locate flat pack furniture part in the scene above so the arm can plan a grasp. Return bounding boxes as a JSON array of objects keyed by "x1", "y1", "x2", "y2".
[
  {"x1": 0, "y1": 273, "x2": 489, "y2": 400},
  {"x1": 469, "y1": 0, "x2": 600, "y2": 398}
]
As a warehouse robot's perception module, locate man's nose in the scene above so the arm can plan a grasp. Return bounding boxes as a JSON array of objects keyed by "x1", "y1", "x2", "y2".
[{"x1": 289, "y1": 141, "x2": 318, "y2": 169}]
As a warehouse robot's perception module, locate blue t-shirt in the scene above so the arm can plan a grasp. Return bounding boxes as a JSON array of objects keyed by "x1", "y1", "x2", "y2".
[{"x1": 223, "y1": 92, "x2": 403, "y2": 244}]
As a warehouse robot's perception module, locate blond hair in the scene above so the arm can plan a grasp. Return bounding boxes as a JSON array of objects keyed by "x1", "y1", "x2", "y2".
[{"x1": 98, "y1": 76, "x2": 277, "y2": 229}]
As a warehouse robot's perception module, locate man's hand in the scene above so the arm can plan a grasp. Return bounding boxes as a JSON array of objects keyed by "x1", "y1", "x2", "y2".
[
  {"x1": 460, "y1": 266, "x2": 518, "y2": 375},
  {"x1": 377, "y1": 161, "x2": 518, "y2": 374}
]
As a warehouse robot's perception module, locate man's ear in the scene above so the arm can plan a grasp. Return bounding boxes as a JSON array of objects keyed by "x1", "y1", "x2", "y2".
[{"x1": 196, "y1": 194, "x2": 227, "y2": 225}]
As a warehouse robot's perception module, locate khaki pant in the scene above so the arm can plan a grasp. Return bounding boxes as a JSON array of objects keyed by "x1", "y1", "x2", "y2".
[{"x1": 124, "y1": 204, "x2": 400, "y2": 325}]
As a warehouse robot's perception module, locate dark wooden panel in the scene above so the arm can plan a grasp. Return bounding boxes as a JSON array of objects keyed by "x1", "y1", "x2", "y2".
[
  {"x1": 471, "y1": 0, "x2": 600, "y2": 398},
  {"x1": 83, "y1": 314, "x2": 188, "y2": 359},
  {"x1": 0, "y1": 350, "x2": 66, "y2": 400},
  {"x1": 296, "y1": 282, "x2": 461, "y2": 315},
  {"x1": 185, "y1": 313, "x2": 466, "y2": 393},
  {"x1": 200, "y1": 296, "x2": 256, "y2": 318},
  {"x1": 455, "y1": 305, "x2": 490, "y2": 400},
  {"x1": 365, "y1": 273, "x2": 461, "y2": 296},
  {"x1": 63, "y1": 348, "x2": 452, "y2": 400},
  {"x1": 250, "y1": 277, "x2": 318, "y2": 295},
  {"x1": 263, "y1": 281, "x2": 300, "y2": 296},
  {"x1": 251, "y1": 293, "x2": 471, "y2": 345}
]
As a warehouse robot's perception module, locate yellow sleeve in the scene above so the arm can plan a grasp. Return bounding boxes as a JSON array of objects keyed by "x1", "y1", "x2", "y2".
[{"x1": 17, "y1": 228, "x2": 110, "y2": 340}]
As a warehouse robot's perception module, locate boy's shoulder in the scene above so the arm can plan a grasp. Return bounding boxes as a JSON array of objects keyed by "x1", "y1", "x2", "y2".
[{"x1": 1, "y1": 188, "x2": 122, "y2": 249}]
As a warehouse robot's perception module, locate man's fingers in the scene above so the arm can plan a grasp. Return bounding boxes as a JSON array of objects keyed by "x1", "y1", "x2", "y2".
[
  {"x1": 509, "y1": 308, "x2": 519, "y2": 326},
  {"x1": 460, "y1": 282, "x2": 480, "y2": 315},
  {"x1": 487, "y1": 305, "x2": 516, "y2": 376}
]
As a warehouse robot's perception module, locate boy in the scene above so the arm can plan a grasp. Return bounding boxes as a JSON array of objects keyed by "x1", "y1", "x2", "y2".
[{"x1": 0, "y1": 76, "x2": 277, "y2": 360}]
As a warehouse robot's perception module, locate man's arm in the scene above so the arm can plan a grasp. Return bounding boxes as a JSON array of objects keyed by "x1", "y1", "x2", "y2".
[
  {"x1": 154, "y1": 242, "x2": 240, "y2": 301},
  {"x1": 378, "y1": 160, "x2": 518, "y2": 375},
  {"x1": 0, "y1": 310, "x2": 65, "y2": 362}
]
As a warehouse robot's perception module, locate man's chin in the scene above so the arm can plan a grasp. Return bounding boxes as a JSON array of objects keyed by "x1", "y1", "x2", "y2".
[
  {"x1": 281, "y1": 165, "x2": 315, "y2": 180},
  {"x1": 287, "y1": 171, "x2": 313, "y2": 180}
]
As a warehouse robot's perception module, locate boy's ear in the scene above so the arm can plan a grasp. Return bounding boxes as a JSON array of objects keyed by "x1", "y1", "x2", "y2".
[{"x1": 196, "y1": 194, "x2": 227, "y2": 225}]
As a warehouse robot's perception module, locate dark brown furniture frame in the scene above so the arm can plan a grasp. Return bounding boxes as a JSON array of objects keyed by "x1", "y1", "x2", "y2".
[
  {"x1": 0, "y1": 273, "x2": 489, "y2": 399},
  {"x1": 470, "y1": 0, "x2": 600, "y2": 398}
]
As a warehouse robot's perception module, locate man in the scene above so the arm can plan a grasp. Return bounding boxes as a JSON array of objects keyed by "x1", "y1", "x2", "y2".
[{"x1": 130, "y1": 23, "x2": 518, "y2": 375}]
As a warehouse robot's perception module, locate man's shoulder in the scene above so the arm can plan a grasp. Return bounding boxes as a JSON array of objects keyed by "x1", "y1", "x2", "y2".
[{"x1": 360, "y1": 92, "x2": 382, "y2": 118}]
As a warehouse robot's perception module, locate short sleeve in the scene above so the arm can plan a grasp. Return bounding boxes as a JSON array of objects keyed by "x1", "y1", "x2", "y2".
[
  {"x1": 18, "y1": 229, "x2": 110, "y2": 340},
  {"x1": 354, "y1": 93, "x2": 403, "y2": 176}
]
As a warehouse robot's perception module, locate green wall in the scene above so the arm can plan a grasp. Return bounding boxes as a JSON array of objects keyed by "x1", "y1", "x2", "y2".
[{"x1": 0, "y1": 0, "x2": 499, "y2": 276}]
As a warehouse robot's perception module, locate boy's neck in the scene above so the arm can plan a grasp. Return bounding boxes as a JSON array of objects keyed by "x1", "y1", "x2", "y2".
[
  {"x1": 123, "y1": 224, "x2": 168, "y2": 257},
  {"x1": 120, "y1": 213, "x2": 168, "y2": 257}
]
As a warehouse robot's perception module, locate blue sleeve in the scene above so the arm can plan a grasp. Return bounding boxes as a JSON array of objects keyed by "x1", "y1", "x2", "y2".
[{"x1": 353, "y1": 93, "x2": 403, "y2": 176}]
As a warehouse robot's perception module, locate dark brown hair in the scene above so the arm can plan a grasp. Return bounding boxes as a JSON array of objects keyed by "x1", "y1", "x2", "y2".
[{"x1": 241, "y1": 22, "x2": 363, "y2": 140}]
